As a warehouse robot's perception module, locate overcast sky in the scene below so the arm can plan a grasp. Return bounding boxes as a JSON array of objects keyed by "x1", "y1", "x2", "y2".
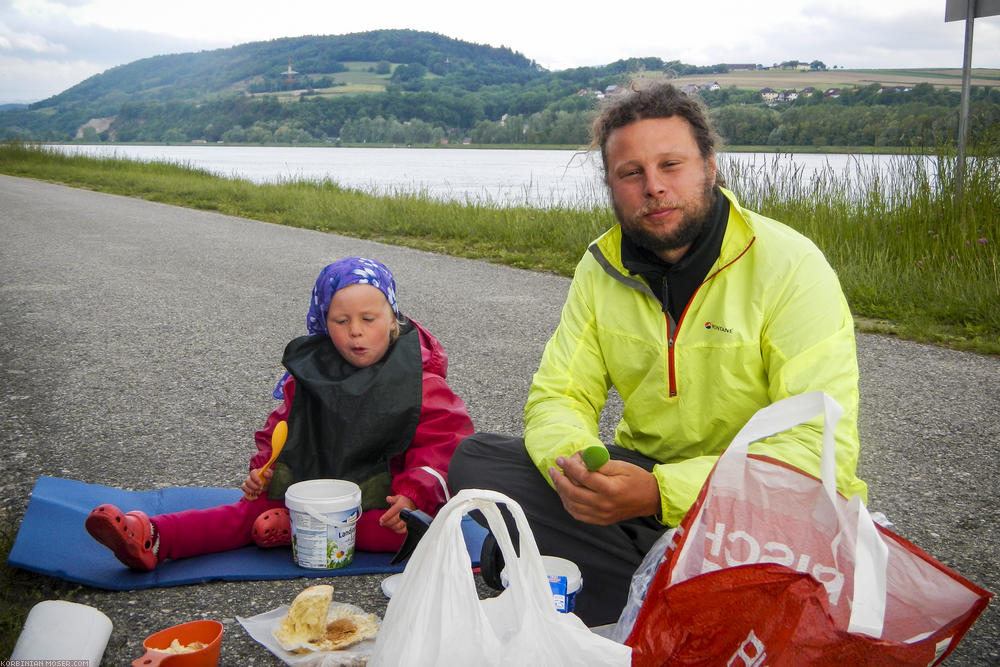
[{"x1": 2, "y1": 0, "x2": 999, "y2": 104}]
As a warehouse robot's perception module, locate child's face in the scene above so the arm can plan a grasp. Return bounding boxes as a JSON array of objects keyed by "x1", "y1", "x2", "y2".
[{"x1": 325, "y1": 284, "x2": 397, "y2": 368}]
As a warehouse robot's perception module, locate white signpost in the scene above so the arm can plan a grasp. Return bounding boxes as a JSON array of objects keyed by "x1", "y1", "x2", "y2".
[{"x1": 945, "y1": 0, "x2": 1000, "y2": 201}]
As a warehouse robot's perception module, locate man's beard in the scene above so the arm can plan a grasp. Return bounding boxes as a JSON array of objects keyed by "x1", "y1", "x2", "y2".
[{"x1": 615, "y1": 169, "x2": 716, "y2": 257}]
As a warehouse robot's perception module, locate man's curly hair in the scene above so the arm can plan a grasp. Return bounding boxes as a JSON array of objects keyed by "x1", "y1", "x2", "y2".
[{"x1": 591, "y1": 81, "x2": 721, "y2": 182}]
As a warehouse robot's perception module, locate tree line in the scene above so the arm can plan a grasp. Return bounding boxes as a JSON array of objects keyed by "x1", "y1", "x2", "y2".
[
  {"x1": 41, "y1": 83, "x2": 999, "y2": 149},
  {"x1": 2, "y1": 25, "x2": 997, "y2": 150}
]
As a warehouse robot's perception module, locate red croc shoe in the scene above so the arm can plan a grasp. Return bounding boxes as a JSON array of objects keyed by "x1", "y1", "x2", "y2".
[
  {"x1": 252, "y1": 508, "x2": 291, "y2": 548},
  {"x1": 85, "y1": 504, "x2": 158, "y2": 571}
]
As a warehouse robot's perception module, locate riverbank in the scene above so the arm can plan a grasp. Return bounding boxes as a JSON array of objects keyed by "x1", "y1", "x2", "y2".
[
  {"x1": 1, "y1": 141, "x2": 997, "y2": 355},
  {"x1": 38, "y1": 139, "x2": 942, "y2": 154}
]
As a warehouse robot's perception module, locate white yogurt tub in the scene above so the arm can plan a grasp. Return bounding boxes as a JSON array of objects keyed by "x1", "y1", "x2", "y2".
[
  {"x1": 501, "y1": 555, "x2": 583, "y2": 613},
  {"x1": 285, "y1": 479, "x2": 361, "y2": 569}
]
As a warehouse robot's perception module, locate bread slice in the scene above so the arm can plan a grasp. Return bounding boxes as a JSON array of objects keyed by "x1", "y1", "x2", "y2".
[
  {"x1": 274, "y1": 584, "x2": 334, "y2": 647},
  {"x1": 273, "y1": 585, "x2": 379, "y2": 653},
  {"x1": 310, "y1": 603, "x2": 379, "y2": 651}
]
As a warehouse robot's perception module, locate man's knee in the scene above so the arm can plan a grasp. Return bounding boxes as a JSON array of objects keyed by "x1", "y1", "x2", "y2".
[
  {"x1": 448, "y1": 433, "x2": 481, "y2": 489},
  {"x1": 449, "y1": 432, "x2": 526, "y2": 491}
]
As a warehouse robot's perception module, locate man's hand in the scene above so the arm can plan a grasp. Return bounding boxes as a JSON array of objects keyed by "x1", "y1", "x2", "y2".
[{"x1": 548, "y1": 452, "x2": 660, "y2": 525}]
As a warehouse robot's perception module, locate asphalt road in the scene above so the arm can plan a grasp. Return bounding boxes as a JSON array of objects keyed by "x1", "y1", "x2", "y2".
[{"x1": 1, "y1": 174, "x2": 997, "y2": 665}]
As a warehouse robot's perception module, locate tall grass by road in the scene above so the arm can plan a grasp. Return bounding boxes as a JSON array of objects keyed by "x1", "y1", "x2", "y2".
[
  {"x1": 1, "y1": 141, "x2": 997, "y2": 355},
  {"x1": 722, "y1": 150, "x2": 998, "y2": 353}
]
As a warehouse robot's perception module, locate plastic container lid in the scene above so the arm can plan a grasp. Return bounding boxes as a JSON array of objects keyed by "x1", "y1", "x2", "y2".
[
  {"x1": 381, "y1": 572, "x2": 405, "y2": 598},
  {"x1": 501, "y1": 555, "x2": 583, "y2": 592},
  {"x1": 284, "y1": 479, "x2": 361, "y2": 513}
]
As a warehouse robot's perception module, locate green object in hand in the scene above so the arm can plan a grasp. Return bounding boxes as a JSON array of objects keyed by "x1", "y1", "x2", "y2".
[{"x1": 581, "y1": 445, "x2": 610, "y2": 471}]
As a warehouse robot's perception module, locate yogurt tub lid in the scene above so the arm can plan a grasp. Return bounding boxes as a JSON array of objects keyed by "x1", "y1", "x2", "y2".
[
  {"x1": 380, "y1": 573, "x2": 405, "y2": 598},
  {"x1": 284, "y1": 479, "x2": 361, "y2": 510},
  {"x1": 501, "y1": 555, "x2": 582, "y2": 590}
]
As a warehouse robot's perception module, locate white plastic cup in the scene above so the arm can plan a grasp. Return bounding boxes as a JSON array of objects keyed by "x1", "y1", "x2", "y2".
[
  {"x1": 285, "y1": 478, "x2": 362, "y2": 569},
  {"x1": 11, "y1": 600, "x2": 113, "y2": 664},
  {"x1": 501, "y1": 555, "x2": 584, "y2": 613}
]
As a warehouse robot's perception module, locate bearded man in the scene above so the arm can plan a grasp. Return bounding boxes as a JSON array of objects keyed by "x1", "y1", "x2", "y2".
[{"x1": 449, "y1": 82, "x2": 867, "y2": 627}]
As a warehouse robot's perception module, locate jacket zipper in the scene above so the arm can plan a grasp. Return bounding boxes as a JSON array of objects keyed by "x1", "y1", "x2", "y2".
[
  {"x1": 666, "y1": 313, "x2": 678, "y2": 397},
  {"x1": 664, "y1": 237, "x2": 756, "y2": 398}
]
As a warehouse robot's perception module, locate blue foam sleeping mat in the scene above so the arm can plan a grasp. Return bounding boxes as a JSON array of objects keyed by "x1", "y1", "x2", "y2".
[{"x1": 8, "y1": 476, "x2": 487, "y2": 591}]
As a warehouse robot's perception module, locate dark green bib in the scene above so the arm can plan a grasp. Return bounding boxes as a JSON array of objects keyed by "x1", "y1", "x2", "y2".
[{"x1": 268, "y1": 322, "x2": 422, "y2": 510}]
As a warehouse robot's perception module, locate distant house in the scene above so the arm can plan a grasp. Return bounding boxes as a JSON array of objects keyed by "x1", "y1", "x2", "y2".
[
  {"x1": 824, "y1": 88, "x2": 842, "y2": 98},
  {"x1": 680, "y1": 84, "x2": 700, "y2": 95},
  {"x1": 758, "y1": 87, "x2": 779, "y2": 104},
  {"x1": 778, "y1": 89, "x2": 798, "y2": 103},
  {"x1": 605, "y1": 84, "x2": 619, "y2": 95},
  {"x1": 701, "y1": 81, "x2": 721, "y2": 91},
  {"x1": 800, "y1": 87, "x2": 816, "y2": 97}
]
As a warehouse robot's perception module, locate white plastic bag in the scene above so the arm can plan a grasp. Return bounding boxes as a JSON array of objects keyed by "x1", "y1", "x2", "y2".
[{"x1": 369, "y1": 488, "x2": 631, "y2": 667}]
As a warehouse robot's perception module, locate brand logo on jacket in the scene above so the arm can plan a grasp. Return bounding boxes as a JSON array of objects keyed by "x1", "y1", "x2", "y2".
[
  {"x1": 704, "y1": 321, "x2": 734, "y2": 334},
  {"x1": 728, "y1": 630, "x2": 767, "y2": 666}
]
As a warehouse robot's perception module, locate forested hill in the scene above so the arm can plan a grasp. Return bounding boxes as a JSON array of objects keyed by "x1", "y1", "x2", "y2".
[
  {"x1": 37, "y1": 30, "x2": 540, "y2": 111},
  {"x1": 2, "y1": 28, "x2": 998, "y2": 148},
  {"x1": 1, "y1": 29, "x2": 698, "y2": 143}
]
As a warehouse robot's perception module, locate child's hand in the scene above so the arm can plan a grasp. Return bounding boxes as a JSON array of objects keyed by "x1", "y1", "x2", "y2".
[
  {"x1": 240, "y1": 468, "x2": 272, "y2": 500},
  {"x1": 378, "y1": 495, "x2": 417, "y2": 534}
]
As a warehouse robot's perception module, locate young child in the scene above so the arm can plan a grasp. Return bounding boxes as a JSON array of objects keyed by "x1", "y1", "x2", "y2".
[{"x1": 85, "y1": 257, "x2": 473, "y2": 570}]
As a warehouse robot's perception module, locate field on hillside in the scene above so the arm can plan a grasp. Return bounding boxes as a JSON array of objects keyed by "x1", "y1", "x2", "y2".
[
  {"x1": 672, "y1": 67, "x2": 1000, "y2": 91},
  {"x1": 259, "y1": 62, "x2": 395, "y2": 100},
  {"x1": 250, "y1": 64, "x2": 1000, "y2": 103},
  {"x1": 334, "y1": 61, "x2": 397, "y2": 88}
]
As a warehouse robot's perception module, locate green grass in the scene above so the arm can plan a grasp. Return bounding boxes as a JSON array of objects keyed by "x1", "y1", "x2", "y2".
[
  {"x1": 720, "y1": 149, "x2": 999, "y2": 354},
  {"x1": 1, "y1": 140, "x2": 997, "y2": 356}
]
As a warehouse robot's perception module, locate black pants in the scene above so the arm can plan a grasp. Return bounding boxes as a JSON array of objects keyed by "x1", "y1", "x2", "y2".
[{"x1": 448, "y1": 432, "x2": 667, "y2": 626}]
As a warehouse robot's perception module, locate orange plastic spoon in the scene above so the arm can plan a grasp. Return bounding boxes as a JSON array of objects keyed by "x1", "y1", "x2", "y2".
[{"x1": 258, "y1": 420, "x2": 287, "y2": 479}]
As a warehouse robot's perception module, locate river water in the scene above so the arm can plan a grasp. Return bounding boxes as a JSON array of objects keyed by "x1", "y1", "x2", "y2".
[{"x1": 44, "y1": 144, "x2": 932, "y2": 208}]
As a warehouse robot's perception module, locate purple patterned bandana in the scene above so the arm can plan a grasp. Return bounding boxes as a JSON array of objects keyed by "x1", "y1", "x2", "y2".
[
  {"x1": 306, "y1": 257, "x2": 399, "y2": 335},
  {"x1": 274, "y1": 257, "x2": 399, "y2": 398}
]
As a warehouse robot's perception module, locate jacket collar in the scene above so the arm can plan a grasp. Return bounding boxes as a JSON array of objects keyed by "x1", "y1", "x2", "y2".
[{"x1": 714, "y1": 187, "x2": 755, "y2": 271}]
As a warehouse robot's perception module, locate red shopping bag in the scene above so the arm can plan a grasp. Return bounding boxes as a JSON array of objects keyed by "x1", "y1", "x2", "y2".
[{"x1": 625, "y1": 392, "x2": 992, "y2": 667}]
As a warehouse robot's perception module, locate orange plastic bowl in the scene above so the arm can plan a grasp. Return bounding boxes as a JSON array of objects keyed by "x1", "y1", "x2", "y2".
[{"x1": 132, "y1": 619, "x2": 223, "y2": 667}]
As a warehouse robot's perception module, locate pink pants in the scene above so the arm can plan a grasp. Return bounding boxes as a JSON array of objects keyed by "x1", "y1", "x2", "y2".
[{"x1": 151, "y1": 496, "x2": 405, "y2": 562}]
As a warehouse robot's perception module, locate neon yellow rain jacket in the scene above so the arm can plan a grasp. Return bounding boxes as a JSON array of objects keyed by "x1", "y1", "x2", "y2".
[{"x1": 524, "y1": 187, "x2": 868, "y2": 526}]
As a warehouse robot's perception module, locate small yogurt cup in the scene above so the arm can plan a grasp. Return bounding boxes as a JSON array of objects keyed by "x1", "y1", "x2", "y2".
[{"x1": 501, "y1": 555, "x2": 583, "y2": 613}]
